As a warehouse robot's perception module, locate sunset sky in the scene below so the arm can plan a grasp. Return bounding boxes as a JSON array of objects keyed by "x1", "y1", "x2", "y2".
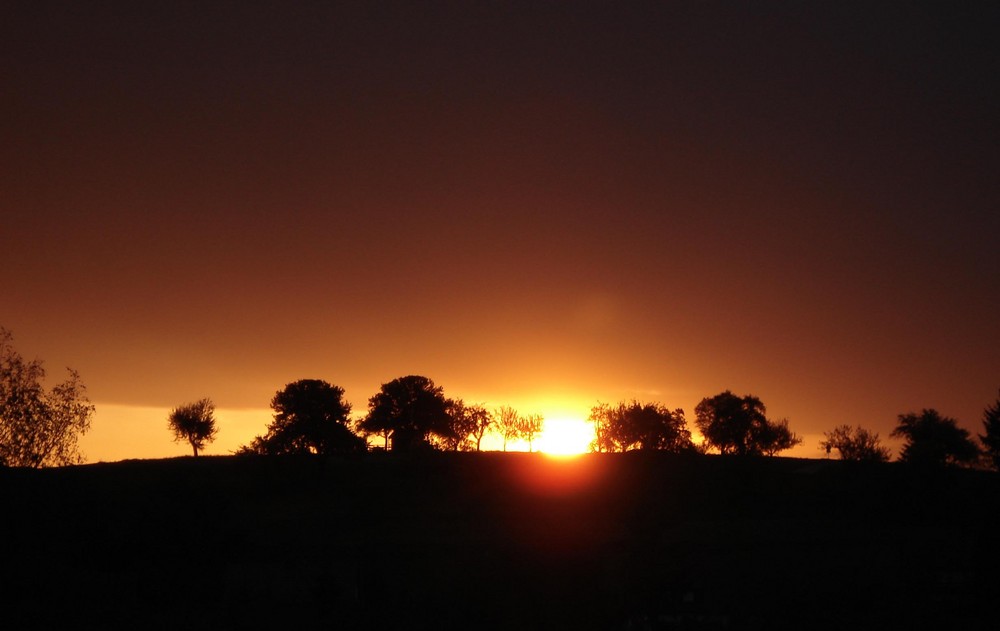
[{"x1": 3, "y1": 2, "x2": 997, "y2": 461}]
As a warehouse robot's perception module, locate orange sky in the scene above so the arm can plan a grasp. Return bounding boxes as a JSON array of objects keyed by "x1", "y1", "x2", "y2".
[{"x1": 3, "y1": 2, "x2": 998, "y2": 463}]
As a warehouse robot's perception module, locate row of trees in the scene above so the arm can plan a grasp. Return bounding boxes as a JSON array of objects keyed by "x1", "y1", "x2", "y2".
[
  {"x1": 223, "y1": 380, "x2": 805, "y2": 458},
  {"x1": 223, "y1": 378, "x2": 809, "y2": 457},
  {"x1": 5, "y1": 326, "x2": 1000, "y2": 469},
  {"x1": 232, "y1": 376, "x2": 549, "y2": 456},
  {"x1": 201, "y1": 379, "x2": 1000, "y2": 470},
  {"x1": 588, "y1": 392, "x2": 801, "y2": 456},
  {"x1": 198, "y1": 375, "x2": 544, "y2": 455},
  {"x1": 821, "y1": 397, "x2": 1000, "y2": 469}
]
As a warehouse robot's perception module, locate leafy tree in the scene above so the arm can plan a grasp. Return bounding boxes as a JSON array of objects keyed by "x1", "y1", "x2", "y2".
[
  {"x1": 436, "y1": 399, "x2": 468, "y2": 451},
  {"x1": 519, "y1": 413, "x2": 544, "y2": 452},
  {"x1": 695, "y1": 391, "x2": 766, "y2": 455},
  {"x1": 820, "y1": 424, "x2": 891, "y2": 462},
  {"x1": 167, "y1": 398, "x2": 218, "y2": 457},
  {"x1": 0, "y1": 327, "x2": 94, "y2": 467},
  {"x1": 359, "y1": 375, "x2": 452, "y2": 451},
  {"x1": 244, "y1": 379, "x2": 364, "y2": 455},
  {"x1": 588, "y1": 400, "x2": 693, "y2": 453},
  {"x1": 694, "y1": 390, "x2": 799, "y2": 456},
  {"x1": 978, "y1": 390, "x2": 1000, "y2": 471},
  {"x1": 441, "y1": 399, "x2": 493, "y2": 451},
  {"x1": 757, "y1": 417, "x2": 802, "y2": 456},
  {"x1": 892, "y1": 409, "x2": 979, "y2": 468},
  {"x1": 495, "y1": 405, "x2": 521, "y2": 451}
]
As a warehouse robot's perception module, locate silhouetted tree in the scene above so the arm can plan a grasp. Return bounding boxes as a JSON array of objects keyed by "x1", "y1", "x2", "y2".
[
  {"x1": 519, "y1": 413, "x2": 544, "y2": 452},
  {"x1": 978, "y1": 390, "x2": 1000, "y2": 471},
  {"x1": 891, "y1": 409, "x2": 979, "y2": 468},
  {"x1": 243, "y1": 379, "x2": 364, "y2": 455},
  {"x1": 589, "y1": 401, "x2": 693, "y2": 453},
  {"x1": 694, "y1": 391, "x2": 765, "y2": 455},
  {"x1": 442, "y1": 399, "x2": 493, "y2": 451},
  {"x1": 694, "y1": 391, "x2": 799, "y2": 456},
  {"x1": 438, "y1": 399, "x2": 471, "y2": 451},
  {"x1": 363, "y1": 416, "x2": 393, "y2": 450},
  {"x1": 167, "y1": 398, "x2": 217, "y2": 457},
  {"x1": 757, "y1": 417, "x2": 802, "y2": 456},
  {"x1": 495, "y1": 406, "x2": 521, "y2": 451},
  {"x1": 820, "y1": 424, "x2": 891, "y2": 462},
  {"x1": 0, "y1": 327, "x2": 94, "y2": 467},
  {"x1": 359, "y1": 375, "x2": 452, "y2": 451},
  {"x1": 466, "y1": 403, "x2": 493, "y2": 452},
  {"x1": 590, "y1": 403, "x2": 610, "y2": 453}
]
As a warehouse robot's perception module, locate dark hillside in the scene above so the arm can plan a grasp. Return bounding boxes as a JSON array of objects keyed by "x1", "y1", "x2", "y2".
[{"x1": 3, "y1": 453, "x2": 998, "y2": 630}]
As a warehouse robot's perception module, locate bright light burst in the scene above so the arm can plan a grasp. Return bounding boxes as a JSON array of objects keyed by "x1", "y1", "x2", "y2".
[{"x1": 536, "y1": 416, "x2": 594, "y2": 456}]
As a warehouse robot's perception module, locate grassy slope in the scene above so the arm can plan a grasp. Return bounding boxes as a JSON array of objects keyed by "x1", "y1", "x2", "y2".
[{"x1": 3, "y1": 453, "x2": 998, "y2": 630}]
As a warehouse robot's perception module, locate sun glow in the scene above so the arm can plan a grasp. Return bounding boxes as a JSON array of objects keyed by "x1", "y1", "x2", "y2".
[{"x1": 536, "y1": 416, "x2": 594, "y2": 456}]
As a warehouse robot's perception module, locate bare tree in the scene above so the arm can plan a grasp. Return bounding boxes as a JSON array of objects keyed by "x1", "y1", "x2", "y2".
[
  {"x1": 519, "y1": 413, "x2": 544, "y2": 452},
  {"x1": 495, "y1": 406, "x2": 521, "y2": 452},
  {"x1": 455, "y1": 401, "x2": 493, "y2": 452}
]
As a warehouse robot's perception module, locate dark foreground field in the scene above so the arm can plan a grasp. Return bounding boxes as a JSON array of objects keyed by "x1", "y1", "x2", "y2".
[{"x1": 3, "y1": 453, "x2": 999, "y2": 630}]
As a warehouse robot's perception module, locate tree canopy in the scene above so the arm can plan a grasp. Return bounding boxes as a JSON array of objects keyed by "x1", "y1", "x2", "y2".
[
  {"x1": 978, "y1": 390, "x2": 1000, "y2": 471},
  {"x1": 756, "y1": 417, "x2": 802, "y2": 456},
  {"x1": 167, "y1": 398, "x2": 218, "y2": 457},
  {"x1": 243, "y1": 379, "x2": 364, "y2": 455},
  {"x1": 590, "y1": 400, "x2": 693, "y2": 453},
  {"x1": 694, "y1": 391, "x2": 800, "y2": 456},
  {"x1": 892, "y1": 409, "x2": 979, "y2": 468},
  {"x1": 820, "y1": 424, "x2": 891, "y2": 462},
  {"x1": 1, "y1": 328, "x2": 94, "y2": 467},
  {"x1": 440, "y1": 399, "x2": 493, "y2": 451},
  {"x1": 359, "y1": 375, "x2": 452, "y2": 451}
]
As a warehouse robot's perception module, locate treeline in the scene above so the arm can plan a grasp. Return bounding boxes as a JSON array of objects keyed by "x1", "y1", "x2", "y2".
[
  {"x1": 590, "y1": 393, "x2": 800, "y2": 455},
  {"x1": 228, "y1": 376, "x2": 547, "y2": 455},
  {"x1": 219, "y1": 377, "x2": 804, "y2": 457},
  {"x1": 149, "y1": 379, "x2": 1000, "y2": 472},
  {"x1": 180, "y1": 376, "x2": 807, "y2": 458},
  {"x1": 4, "y1": 326, "x2": 1000, "y2": 470},
  {"x1": 822, "y1": 403, "x2": 1000, "y2": 469}
]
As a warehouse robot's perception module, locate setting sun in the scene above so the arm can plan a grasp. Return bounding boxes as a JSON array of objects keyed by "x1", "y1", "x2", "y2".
[{"x1": 536, "y1": 417, "x2": 594, "y2": 456}]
